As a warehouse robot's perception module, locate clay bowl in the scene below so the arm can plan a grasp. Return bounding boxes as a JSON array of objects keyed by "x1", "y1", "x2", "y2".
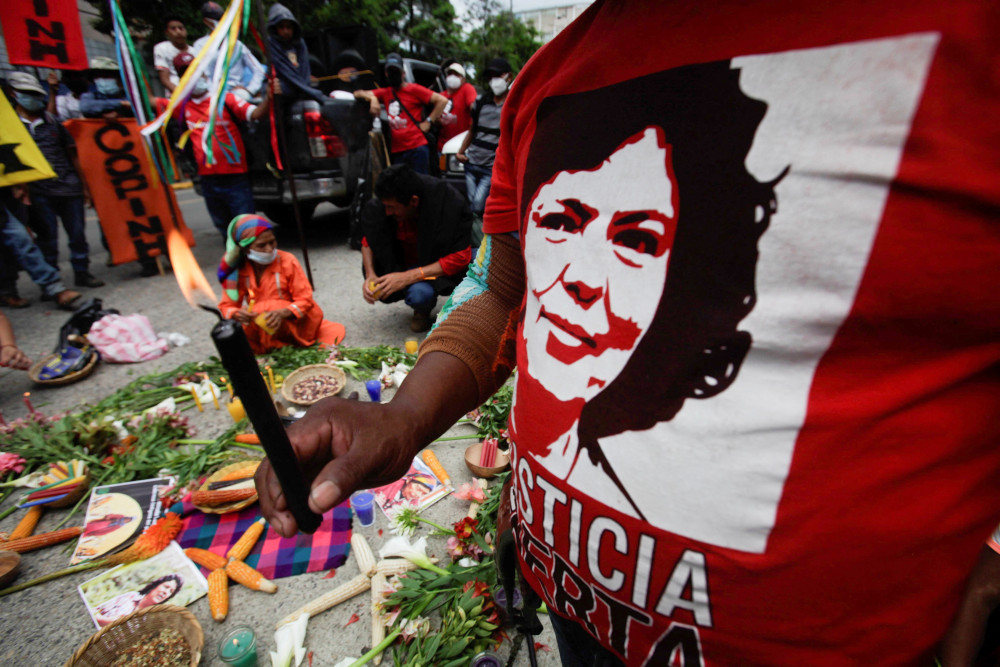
[
  {"x1": 464, "y1": 443, "x2": 511, "y2": 478},
  {"x1": 0, "y1": 551, "x2": 21, "y2": 588}
]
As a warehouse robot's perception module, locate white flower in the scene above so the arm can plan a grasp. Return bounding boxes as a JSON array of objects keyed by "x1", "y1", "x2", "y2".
[
  {"x1": 271, "y1": 612, "x2": 309, "y2": 667},
  {"x1": 379, "y1": 536, "x2": 448, "y2": 575}
]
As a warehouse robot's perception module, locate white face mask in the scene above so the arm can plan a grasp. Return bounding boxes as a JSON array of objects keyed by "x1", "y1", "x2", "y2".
[
  {"x1": 489, "y1": 76, "x2": 508, "y2": 96},
  {"x1": 446, "y1": 74, "x2": 462, "y2": 91},
  {"x1": 247, "y1": 248, "x2": 277, "y2": 265},
  {"x1": 191, "y1": 77, "x2": 209, "y2": 97}
]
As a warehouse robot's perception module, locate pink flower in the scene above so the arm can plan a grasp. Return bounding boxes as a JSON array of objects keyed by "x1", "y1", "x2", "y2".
[
  {"x1": 452, "y1": 482, "x2": 486, "y2": 503},
  {"x1": 0, "y1": 452, "x2": 26, "y2": 477}
]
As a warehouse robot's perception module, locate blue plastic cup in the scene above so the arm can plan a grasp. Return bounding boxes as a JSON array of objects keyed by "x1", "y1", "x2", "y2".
[
  {"x1": 365, "y1": 379, "x2": 381, "y2": 402},
  {"x1": 350, "y1": 491, "x2": 376, "y2": 527}
]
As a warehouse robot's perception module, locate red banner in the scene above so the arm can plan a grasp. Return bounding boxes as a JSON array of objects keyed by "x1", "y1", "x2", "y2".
[
  {"x1": 0, "y1": 0, "x2": 88, "y2": 70},
  {"x1": 64, "y1": 119, "x2": 196, "y2": 265}
]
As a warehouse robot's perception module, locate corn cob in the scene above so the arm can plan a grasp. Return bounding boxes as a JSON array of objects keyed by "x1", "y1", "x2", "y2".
[
  {"x1": 8, "y1": 507, "x2": 43, "y2": 541},
  {"x1": 351, "y1": 533, "x2": 377, "y2": 577},
  {"x1": 225, "y1": 558, "x2": 277, "y2": 593},
  {"x1": 370, "y1": 572, "x2": 388, "y2": 665},
  {"x1": 421, "y1": 450, "x2": 451, "y2": 489},
  {"x1": 192, "y1": 487, "x2": 257, "y2": 506},
  {"x1": 226, "y1": 518, "x2": 266, "y2": 562},
  {"x1": 0, "y1": 526, "x2": 82, "y2": 553},
  {"x1": 208, "y1": 568, "x2": 229, "y2": 622},
  {"x1": 375, "y1": 558, "x2": 422, "y2": 577},
  {"x1": 185, "y1": 547, "x2": 228, "y2": 571},
  {"x1": 275, "y1": 573, "x2": 371, "y2": 628}
]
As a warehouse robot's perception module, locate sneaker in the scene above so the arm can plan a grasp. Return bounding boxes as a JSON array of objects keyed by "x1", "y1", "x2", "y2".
[
  {"x1": 409, "y1": 310, "x2": 432, "y2": 333},
  {"x1": 75, "y1": 272, "x2": 105, "y2": 288},
  {"x1": 0, "y1": 294, "x2": 29, "y2": 308}
]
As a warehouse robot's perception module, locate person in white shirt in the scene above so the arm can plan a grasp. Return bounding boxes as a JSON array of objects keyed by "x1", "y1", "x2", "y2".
[
  {"x1": 152, "y1": 15, "x2": 190, "y2": 94},
  {"x1": 191, "y1": 1, "x2": 266, "y2": 102}
]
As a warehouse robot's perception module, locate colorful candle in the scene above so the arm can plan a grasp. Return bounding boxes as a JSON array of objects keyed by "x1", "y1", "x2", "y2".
[
  {"x1": 227, "y1": 396, "x2": 246, "y2": 422},
  {"x1": 266, "y1": 366, "x2": 276, "y2": 394},
  {"x1": 22, "y1": 392, "x2": 35, "y2": 414},
  {"x1": 190, "y1": 387, "x2": 203, "y2": 412},
  {"x1": 218, "y1": 625, "x2": 257, "y2": 667},
  {"x1": 221, "y1": 377, "x2": 234, "y2": 398},
  {"x1": 209, "y1": 383, "x2": 221, "y2": 410}
]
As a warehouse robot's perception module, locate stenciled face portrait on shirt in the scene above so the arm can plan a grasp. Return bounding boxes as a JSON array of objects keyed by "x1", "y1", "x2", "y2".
[{"x1": 518, "y1": 61, "x2": 787, "y2": 518}]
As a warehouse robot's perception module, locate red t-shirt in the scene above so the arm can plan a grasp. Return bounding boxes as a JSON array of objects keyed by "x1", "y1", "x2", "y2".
[
  {"x1": 484, "y1": 1, "x2": 1000, "y2": 664},
  {"x1": 374, "y1": 84, "x2": 434, "y2": 153},
  {"x1": 181, "y1": 93, "x2": 255, "y2": 176},
  {"x1": 438, "y1": 82, "x2": 477, "y2": 150}
]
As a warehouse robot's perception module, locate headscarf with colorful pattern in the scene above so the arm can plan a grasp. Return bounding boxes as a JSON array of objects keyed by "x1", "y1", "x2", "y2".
[{"x1": 218, "y1": 214, "x2": 273, "y2": 301}]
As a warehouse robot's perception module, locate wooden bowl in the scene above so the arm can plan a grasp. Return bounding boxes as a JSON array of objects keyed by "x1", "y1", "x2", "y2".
[
  {"x1": 281, "y1": 364, "x2": 347, "y2": 406},
  {"x1": 0, "y1": 551, "x2": 21, "y2": 588},
  {"x1": 65, "y1": 604, "x2": 203, "y2": 667},
  {"x1": 465, "y1": 443, "x2": 511, "y2": 478},
  {"x1": 193, "y1": 460, "x2": 261, "y2": 515}
]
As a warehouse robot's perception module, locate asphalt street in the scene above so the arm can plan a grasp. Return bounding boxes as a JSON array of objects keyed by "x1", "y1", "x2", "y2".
[{"x1": 0, "y1": 187, "x2": 558, "y2": 666}]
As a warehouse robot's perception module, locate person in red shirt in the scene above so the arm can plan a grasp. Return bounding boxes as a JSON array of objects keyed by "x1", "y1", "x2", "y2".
[
  {"x1": 359, "y1": 164, "x2": 472, "y2": 332},
  {"x1": 356, "y1": 53, "x2": 447, "y2": 175},
  {"x1": 173, "y1": 52, "x2": 270, "y2": 239},
  {"x1": 437, "y1": 62, "x2": 477, "y2": 151}
]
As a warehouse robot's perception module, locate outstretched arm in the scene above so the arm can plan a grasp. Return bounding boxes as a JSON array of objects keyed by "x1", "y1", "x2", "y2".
[
  {"x1": 256, "y1": 233, "x2": 525, "y2": 536},
  {"x1": 940, "y1": 542, "x2": 1000, "y2": 665}
]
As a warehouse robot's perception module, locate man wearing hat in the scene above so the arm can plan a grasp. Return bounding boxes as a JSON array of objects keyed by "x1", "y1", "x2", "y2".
[
  {"x1": 192, "y1": 1, "x2": 266, "y2": 101},
  {"x1": 10, "y1": 71, "x2": 103, "y2": 291},
  {"x1": 437, "y1": 62, "x2": 477, "y2": 152},
  {"x1": 455, "y1": 57, "x2": 512, "y2": 246},
  {"x1": 80, "y1": 57, "x2": 132, "y2": 119},
  {"x1": 356, "y1": 53, "x2": 448, "y2": 174}
]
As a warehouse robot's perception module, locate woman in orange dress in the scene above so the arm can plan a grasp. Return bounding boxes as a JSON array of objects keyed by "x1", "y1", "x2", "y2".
[{"x1": 217, "y1": 214, "x2": 344, "y2": 354}]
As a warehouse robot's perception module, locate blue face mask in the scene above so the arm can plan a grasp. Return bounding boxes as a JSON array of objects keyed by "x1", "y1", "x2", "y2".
[
  {"x1": 14, "y1": 91, "x2": 45, "y2": 113},
  {"x1": 94, "y1": 78, "x2": 121, "y2": 96}
]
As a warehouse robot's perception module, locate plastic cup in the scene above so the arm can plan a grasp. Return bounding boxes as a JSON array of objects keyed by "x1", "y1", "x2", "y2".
[
  {"x1": 365, "y1": 379, "x2": 381, "y2": 402},
  {"x1": 350, "y1": 491, "x2": 376, "y2": 527},
  {"x1": 226, "y1": 396, "x2": 246, "y2": 422},
  {"x1": 404, "y1": 337, "x2": 419, "y2": 355}
]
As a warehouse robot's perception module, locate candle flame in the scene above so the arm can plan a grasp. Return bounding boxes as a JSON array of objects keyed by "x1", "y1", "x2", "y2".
[{"x1": 167, "y1": 229, "x2": 217, "y2": 307}]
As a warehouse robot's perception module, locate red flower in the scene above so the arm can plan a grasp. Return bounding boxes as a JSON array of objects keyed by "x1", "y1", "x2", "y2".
[{"x1": 453, "y1": 516, "x2": 479, "y2": 539}]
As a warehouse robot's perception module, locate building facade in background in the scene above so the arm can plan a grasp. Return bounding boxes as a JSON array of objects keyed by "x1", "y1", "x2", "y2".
[{"x1": 514, "y1": 2, "x2": 593, "y2": 43}]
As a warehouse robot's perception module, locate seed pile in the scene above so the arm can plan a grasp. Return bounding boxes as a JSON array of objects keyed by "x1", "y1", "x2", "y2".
[
  {"x1": 108, "y1": 628, "x2": 190, "y2": 666},
  {"x1": 291, "y1": 375, "x2": 342, "y2": 402}
]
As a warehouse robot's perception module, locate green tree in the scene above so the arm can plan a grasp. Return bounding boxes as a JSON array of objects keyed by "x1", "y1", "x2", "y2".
[
  {"x1": 84, "y1": 0, "x2": 208, "y2": 43},
  {"x1": 461, "y1": 0, "x2": 542, "y2": 81}
]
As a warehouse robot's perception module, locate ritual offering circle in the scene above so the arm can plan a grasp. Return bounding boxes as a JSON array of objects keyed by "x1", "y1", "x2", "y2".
[
  {"x1": 193, "y1": 460, "x2": 262, "y2": 515},
  {"x1": 65, "y1": 604, "x2": 203, "y2": 667},
  {"x1": 281, "y1": 364, "x2": 347, "y2": 406}
]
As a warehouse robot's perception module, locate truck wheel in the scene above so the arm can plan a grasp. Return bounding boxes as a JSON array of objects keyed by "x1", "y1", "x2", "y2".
[{"x1": 261, "y1": 202, "x2": 317, "y2": 226}]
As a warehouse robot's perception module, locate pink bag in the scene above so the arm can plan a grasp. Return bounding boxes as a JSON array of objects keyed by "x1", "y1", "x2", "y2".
[{"x1": 87, "y1": 314, "x2": 168, "y2": 363}]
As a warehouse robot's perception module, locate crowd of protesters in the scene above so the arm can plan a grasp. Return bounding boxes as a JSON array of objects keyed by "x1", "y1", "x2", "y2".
[{"x1": 1, "y1": 1, "x2": 511, "y2": 358}]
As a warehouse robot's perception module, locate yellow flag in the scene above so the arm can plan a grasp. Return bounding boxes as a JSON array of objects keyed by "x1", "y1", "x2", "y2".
[{"x1": 0, "y1": 92, "x2": 56, "y2": 186}]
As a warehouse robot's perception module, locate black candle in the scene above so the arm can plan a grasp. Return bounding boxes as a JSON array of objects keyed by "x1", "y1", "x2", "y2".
[{"x1": 210, "y1": 317, "x2": 322, "y2": 534}]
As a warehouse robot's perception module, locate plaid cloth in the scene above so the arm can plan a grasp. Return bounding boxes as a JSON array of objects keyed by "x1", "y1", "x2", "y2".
[{"x1": 172, "y1": 498, "x2": 353, "y2": 579}]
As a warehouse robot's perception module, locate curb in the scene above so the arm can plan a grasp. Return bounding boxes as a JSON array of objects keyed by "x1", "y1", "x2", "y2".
[{"x1": 171, "y1": 181, "x2": 194, "y2": 190}]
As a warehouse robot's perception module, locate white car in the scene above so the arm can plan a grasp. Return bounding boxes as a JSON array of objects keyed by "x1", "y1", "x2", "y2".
[{"x1": 438, "y1": 130, "x2": 468, "y2": 197}]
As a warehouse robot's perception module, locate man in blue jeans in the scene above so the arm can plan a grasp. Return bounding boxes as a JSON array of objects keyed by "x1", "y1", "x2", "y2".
[
  {"x1": 360, "y1": 164, "x2": 472, "y2": 332},
  {"x1": 0, "y1": 200, "x2": 81, "y2": 310},
  {"x1": 10, "y1": 72, "x2": 103, "y2": 289},
  {"x1": 455, "y1": 57, "x2": 512, "y2": 249}
]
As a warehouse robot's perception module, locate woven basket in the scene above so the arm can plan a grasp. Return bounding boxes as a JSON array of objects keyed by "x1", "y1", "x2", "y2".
[
  {"x1": 193, "y1": 459, "x2": 261, "y2": 515},
  {"x1": 65, "y1": 604, "x2": 203, "y2": 667},
  {"x1": 281, "y1": 364, "x2": 347, "y2": 405},
  {"x1": 28, "y1": 349, "x2": 99, "y2": 387}
]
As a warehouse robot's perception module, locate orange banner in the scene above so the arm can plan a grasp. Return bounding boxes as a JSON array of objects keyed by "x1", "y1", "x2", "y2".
[{"x1": 65, "y1": 119, "x2": 195, "y2": 265}]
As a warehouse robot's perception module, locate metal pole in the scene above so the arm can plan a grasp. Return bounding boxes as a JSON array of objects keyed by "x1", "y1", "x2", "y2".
[{"x1": 253, "y1": 0, "x2": 315, "y2": 289}]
